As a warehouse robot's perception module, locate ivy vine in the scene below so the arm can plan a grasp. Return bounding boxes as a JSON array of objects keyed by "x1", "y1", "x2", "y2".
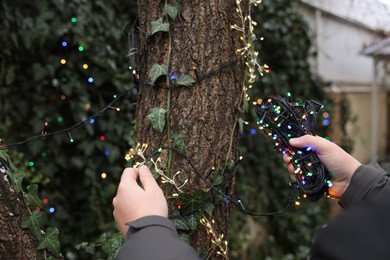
[{"x1": 0, "y1": 147, "x2": 61, "y2": 259}]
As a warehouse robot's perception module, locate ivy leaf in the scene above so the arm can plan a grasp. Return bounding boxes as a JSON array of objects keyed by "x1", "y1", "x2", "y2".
[
  {"x1": 204, "y1": 203, "x2": 215, "y2": 217},
  {"x1": 176, "y1": 74, "x2": 196, "y2": 86},
  {"x1": 75, "y1": 241, "x2": 89, "y2": 250},
  {"x1": 85, "y1": 244, "x2": 96, "y2": 254},
  {"x1": 25, "y1": 184, "x2": 43, "y2": 208},
  {"x1": 177, "y1": 190, "x2": 210, "y2": 215},
  {"x1": 163, "y1": 3, "x2": 182, "y2": 20},
  {"x1": 151, "y1": 18, "x2": 170, "y2": 35},
  {"x1": 187, "y1": 212, "x2": 202, "y2": 230},
  {"x1": 7, "y1": 168, "x2": 24, "y2": 193},
  {"x1": 21, "y1": 210, "x2": 45, "y2": 239},
  {"x1": 75, "y1": 241, "x2": 97, "y2": 254},
  {"x1": 101, "y1": 232, "x2": 124, "y2": 260},
  {"x1": 147, "y1": 107, "x2": 167, "y2": 133},
  {"x1": 37, "y1": 227, "x2": 61, "y2": 257},
  {"x1": 179, "y1": 232, "x2": 191, "y2": 243},
  {"x1": 0, "y1": 151, "x2": 24, "y2": 193},
  {"x1": 148, "y1": 63, "x2": 168, "y2": 85},
  {"x1": 172, "y1": 218, "x2": 190, "y2": 230},
  {"x1": 0, "y1": 148, "x2": 9, "y2": 162},
  {"x1": 211, "y1": 173, "x2": 223, "y2": 186},
  {"x1": 173, "y1": 132, "x2": 186, "y2": 153}
]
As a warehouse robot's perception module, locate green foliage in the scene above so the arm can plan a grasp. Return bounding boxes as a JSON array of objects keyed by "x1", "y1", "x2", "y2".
[
  {"x1": 151, "y1": 17, "x2": 170, "y2": 35},
  {"x1": 339, "y1": 93, "x2": 356, "y2": 152},
  {"x1": 76, "y1": 231, "x2": 124, "y2": 259},
  {"x1": 177, "y1": 190, "x2": 211, "y2": 214},
  {"x1": 7, "y1": 168, "x2": 25, "y2": 194},
  {"x1": 147, "y1": 107, "x2": 167, "y2": 132},
  {"x1": 173, "y1": 190, "x2": 212, "y2": 231},
  {"x1": 37, "y1": 227, "x2": 61, "y2": 257},
  {"x1": 163, "y1": 3, "x2": 182, "y2": 20},
  {"x1": 0, "y1": 0, "x2": 137, "y2": 258},
  {"x1": 3, "y1": 148, "x2": 62, "y2": 258},
  {"x1": 173, "y1": 132, "x2": 186, "y2": 152},
  {"x1": 21, "y1": 210, "x2": 46, "y2": 239},
  {"x1": 1, "y1": 150, "x2": 25, "y2": 193},
  {"x1": 101, "y1": 232, "x2": 125, "y2": 260},
  {"x1": 173, "y1": 217, "x2": 192, "y2": 231},
  {"x1": 25, "y1": 184, "x2": 44, "y2": 208},
  {"x1": 176, "y1": 74, "x2": 196, "y2": 86},
  {"x1": 148, "y1": 63, "x2": 169, "y2": 84}
]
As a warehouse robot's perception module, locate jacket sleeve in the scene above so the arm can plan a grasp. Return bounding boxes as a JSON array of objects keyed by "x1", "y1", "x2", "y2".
[
  {"x1": 339, "y1": 162, "x2": 390, "y2": 208},
  {"x1": 117, "y1": 215, "x2": 199, "y2": 260},
  {"x1": 310, "y1": 190, "x2": 390, "y2": 260},
  {"x1": 310, "y1": 163, "x2": 390, "y2": 259}
]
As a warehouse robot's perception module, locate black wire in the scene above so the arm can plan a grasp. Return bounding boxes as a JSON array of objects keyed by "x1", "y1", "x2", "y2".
[
  {"x1": 0, "y1": 87, "x2": 135, "y2": 150},
  {"x1": 144, "y1": 146, "x2": 296, "y2": 218},
  {"x1": 135, "y1": 58, "x2": 240, "y2": 90}
]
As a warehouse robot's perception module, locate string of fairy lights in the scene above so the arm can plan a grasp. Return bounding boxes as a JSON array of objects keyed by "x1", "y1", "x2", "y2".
[{"x1": 256, "y1": 94, "x2": 332, "y2": 201}]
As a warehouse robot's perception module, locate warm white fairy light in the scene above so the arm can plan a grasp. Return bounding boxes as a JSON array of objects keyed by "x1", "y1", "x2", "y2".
[
  {"x1": 200, "y1": 217, "x2": 228, "y2": 259},
  {"x1": 231, "y1": 0, "x2": 269, "y2": 104},
  {"x1": 125, "y1": 143, "x2": 188, "y2": 192},
  {"x1": 125, "y1": 143, "x2": 148, "y2": 162},
  {"x1": 150, "y1": 157, "x2": 188, "y2": 192}
]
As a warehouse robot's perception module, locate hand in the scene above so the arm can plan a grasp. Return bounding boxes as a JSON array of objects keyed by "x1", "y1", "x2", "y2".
[
  {"x1": 113, "y1": 165, "x2": 168, "y2": 237},
  {"x1": 284, "y1": 135, "x2": 362, "y2": 199}
]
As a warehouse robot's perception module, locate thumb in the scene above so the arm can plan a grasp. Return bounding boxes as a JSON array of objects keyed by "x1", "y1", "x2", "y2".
[
  {"x1": 138, "y1": 165, "x2": 159, "y2": 190},
  {"x1": 289, "y1": 135, "x2": 332, "y2": 153}
]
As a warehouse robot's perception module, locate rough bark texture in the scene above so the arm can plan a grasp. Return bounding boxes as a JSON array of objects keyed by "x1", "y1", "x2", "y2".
[
  {"x1": 136, "y1": 0, "x2": 246, "y2": 258},
  {"x1": 0, "y1": 172, "x2": 43, "y2": 259}
]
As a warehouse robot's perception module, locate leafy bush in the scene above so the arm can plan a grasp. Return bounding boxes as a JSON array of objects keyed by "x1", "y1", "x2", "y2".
[{"x1": 0, "y1": 0, "x2": 137, "y2": 257}]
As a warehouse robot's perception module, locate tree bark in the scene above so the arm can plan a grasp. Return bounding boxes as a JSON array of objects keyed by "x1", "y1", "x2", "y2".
[
  {"x1": 0, "y1": 170, "x2": 43, "y2": 259},
  {"x1": 136, "y1": 0, "x2": 246, "y2": 258}
]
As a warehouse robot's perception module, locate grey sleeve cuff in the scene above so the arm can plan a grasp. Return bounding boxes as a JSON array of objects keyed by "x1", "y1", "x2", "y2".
[
  {"x1": 339, "y1": 162, "x2": 389, "y2": 208},
  {"x1": 118, "y1": 215, "x2": 199, "y2": 260},
  {"x1": 125, "y1": 215, "x2": 178, "y2": 238}
]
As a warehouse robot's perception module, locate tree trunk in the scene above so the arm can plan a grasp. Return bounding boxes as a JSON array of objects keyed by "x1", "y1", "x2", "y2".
[
  {"x1": 136, "y1": 0, "x2": 246, "y2": 258},
  {"x1": 0, "y1": 170, "x2": 43, "y2": 259}
]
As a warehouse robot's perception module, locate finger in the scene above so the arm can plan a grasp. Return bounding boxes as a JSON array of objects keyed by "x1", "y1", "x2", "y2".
[
  {"x1": 138, "y1": 165, "x2": 159, "y2": 190},
  {"x1": 289, "y1": 135, "x2": 332, "y2": 153},
  {"x1": 283, "y1": 154, "x2": 291, "y2": 164},
  {"x1": 287, "y1": 163, "x2": 295, "y2": 174},
  {"x1": 117, "y1": 168, "x2": 140, "y2": 192},
  {"x1": 290, "y1": 173, "x2": 297, "y2": 182},
  {"x1": 121, "y1": 167, "x2": 139, "y2": 182}
]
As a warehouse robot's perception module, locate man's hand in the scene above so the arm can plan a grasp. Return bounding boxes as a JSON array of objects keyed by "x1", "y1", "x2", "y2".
[
  {"x1": 113, "y1": 165, "x2": 168, "y2": 237},
  {"x1": 284, "y1": 135, "x2": 361, "y2": 198}
]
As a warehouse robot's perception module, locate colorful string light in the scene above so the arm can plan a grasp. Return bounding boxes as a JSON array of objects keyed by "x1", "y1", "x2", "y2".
[{"x1": 256, "y1": 95, "x2": 331, "y2": 201}]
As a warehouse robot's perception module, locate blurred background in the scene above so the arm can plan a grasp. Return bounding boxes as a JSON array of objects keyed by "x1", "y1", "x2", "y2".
[{"x1": 0, "y1": 0, "x2": 389, "y2": 259}]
